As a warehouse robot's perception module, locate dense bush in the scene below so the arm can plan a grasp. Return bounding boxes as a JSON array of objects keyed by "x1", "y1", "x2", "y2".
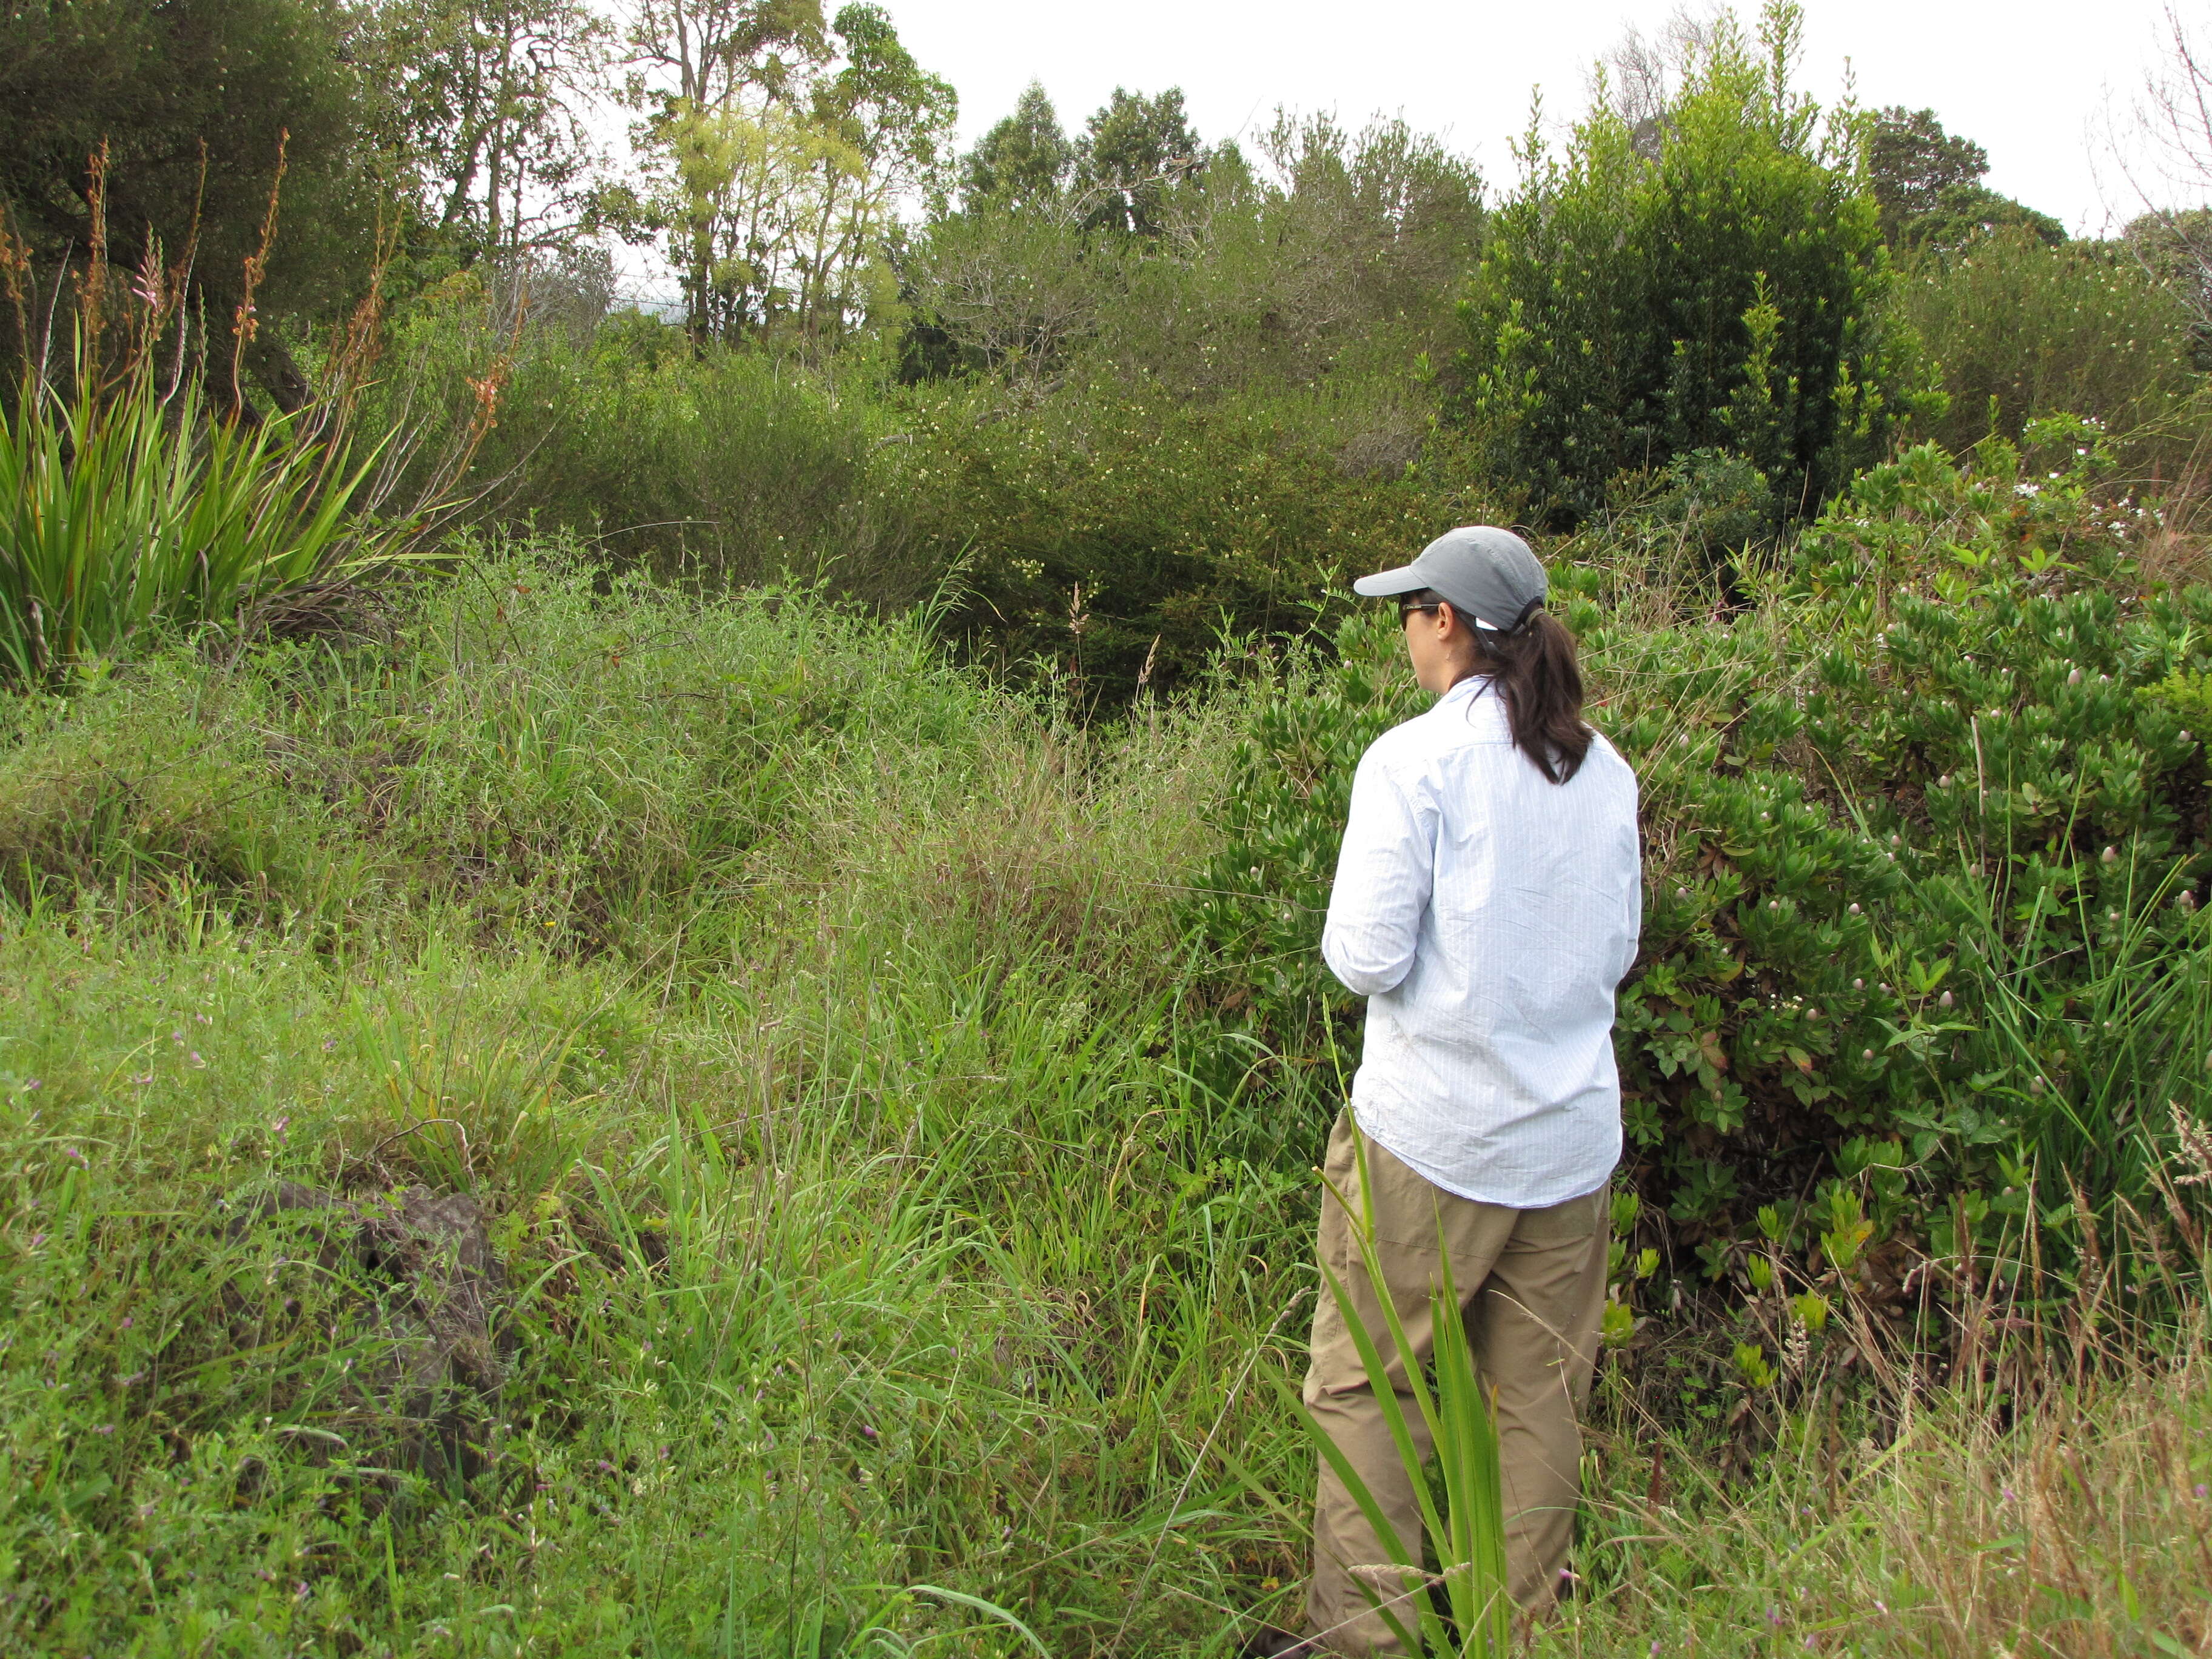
[
  {"x1": 912, "y1": 108, "x2": 1483, "y2": 393},
  {"x1": 880, "y1": 109, "x2": 1492, "y2": 692},
  {"x1": 1899, "y1": 228, "x2": 2204, "y2": 457},
  {"x1": 886, "y1": 380, "x2": 1493, "y2": 695},
  {"x1": 357, "y1": 287, "x2": 927, "y2": 595},
  {"x1": 1452, "y1": 2, "x2": 1933, "y2": 528},
  {"x1": 1185, "y1": 420, "x2": 2212, "y2": 1308}
]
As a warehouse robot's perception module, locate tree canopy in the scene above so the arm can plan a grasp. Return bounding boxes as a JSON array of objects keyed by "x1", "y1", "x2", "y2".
[
  {"x1": 1452, "y1": 2, "x2": 1934, "y2": 527},
  {"x1": 1867, "y1": 106, "x2": 2065, "y2": 253},
  {"x1": 959, "y1": 82, "x2": 1072, "y2": 213},
  {"x1": 0, "y1": 0, "x2": 377, "y2": 407}
]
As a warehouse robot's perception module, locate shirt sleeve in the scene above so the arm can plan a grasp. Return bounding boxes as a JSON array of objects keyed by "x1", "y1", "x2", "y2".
[
  {"x1": 1614, "y1": 772, "x2": 1644, "y2": 987},
  {"x1": 1321, "y1": 749, "x2": 1434, "y2": 997}
]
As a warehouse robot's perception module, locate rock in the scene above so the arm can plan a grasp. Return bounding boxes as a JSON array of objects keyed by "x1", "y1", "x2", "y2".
[
  {"x1": 223, "y1": 1182, "x2": 512, "y2": 1483},
  {"x1": 357, "y1": 1187, "x2": 511, "y2": 1480}
]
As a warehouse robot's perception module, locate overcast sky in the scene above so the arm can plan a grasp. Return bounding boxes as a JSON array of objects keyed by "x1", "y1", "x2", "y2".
[{"x1": 883, "y1": 0, "x2": 2185, "y2": 236}]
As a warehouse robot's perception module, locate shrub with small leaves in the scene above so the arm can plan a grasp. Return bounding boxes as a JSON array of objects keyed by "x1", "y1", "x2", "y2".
[{"x1": 1181, "y1": 418, "x2": 2212, "y2": 1310}]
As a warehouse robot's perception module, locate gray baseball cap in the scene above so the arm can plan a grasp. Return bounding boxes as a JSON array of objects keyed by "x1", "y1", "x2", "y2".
[{"x1": 1352, "y1": 525, "x2": 1547, "y2": 632}]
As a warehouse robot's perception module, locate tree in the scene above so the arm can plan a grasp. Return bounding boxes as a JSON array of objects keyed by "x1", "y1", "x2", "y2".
[
  {"x1": 908, "y1": 104, "x2": 1482, "y2": 397},
  {"x1": 1866, "y1": 107, "x2": 2063, "y2": 252},
  {"x1": 959, "y1": 82, "x2": 1072, "y2": 213},
  {"x1": 360, "y1": 0, "x2": 611, "y2": 267},
  {"x1": 1072, "y1": 87, "x2": 1204, "y2": 237},
  {"x1": 1590, "y1": 6, "x2": 1721, "y2": 146},
  {"x1": 2113, "y1": 5, "x2": 2212, "y2": 346},
  {"x1": 624, "y1": 0, "x2": 831, "y2": 340},
  {"x1": 632, "y1": 1, "x2": 952, "y2": 342},
  {"x1": 624, "y1": 0, "x2": 826, "y2": 112},
  {"x1": 0, "y1": 0, "x2": 377, "y2": 411},
  {"x1": 1452, "y1": 1, "x2": 1934, "y2": 528}
]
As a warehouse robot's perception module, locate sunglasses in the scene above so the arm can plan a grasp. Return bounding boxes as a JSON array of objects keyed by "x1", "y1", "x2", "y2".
[{"x1": 1397, "y1": 598, "x2": 1444, "y2": 621}]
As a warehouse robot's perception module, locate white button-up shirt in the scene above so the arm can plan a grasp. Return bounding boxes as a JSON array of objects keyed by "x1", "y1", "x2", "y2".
[{"x1": 1321, "y1": 675, "x2": 1642, "y2": 1208}]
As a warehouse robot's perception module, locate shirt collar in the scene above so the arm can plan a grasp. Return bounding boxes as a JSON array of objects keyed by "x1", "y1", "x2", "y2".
[{"x1": 1437, "y1": 674, "x2": 1493, "y2": 710}]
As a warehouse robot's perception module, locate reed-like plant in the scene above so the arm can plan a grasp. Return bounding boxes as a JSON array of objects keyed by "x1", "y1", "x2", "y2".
[
  {"x1": 0, "y1": 345, "x2": 403, "y2": 680},
  {"x1": 0, "y1": 147, "x2": 504, "y2": 683},
  {"x1": 1296, "y1": 1131, "x2": 1513, "y2": 1658}
]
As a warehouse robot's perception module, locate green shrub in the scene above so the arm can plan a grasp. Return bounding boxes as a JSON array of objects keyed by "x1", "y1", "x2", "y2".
[
  {"x1": 1898, "y1": 227, "x2": 2204, "y2": 457},
  {"x1": 360, "y1": 289, "x2": 925, "y2": 598},
  {"x1": 1614, "y1": 446, "x2": 1780, "y2": 564},
  {"x1": 913, "y1": 109, "x2": 1482, "y2": 397},
  {"x1": 1185, "y1": 418, "x2": 2212, "y2": 1302},
  {"x1": 1450, "y1": 1, "x2": 1933, "y2": 527},
  {"x1": 888, "y1": 378, "x2": 1496, "y2": 697}
]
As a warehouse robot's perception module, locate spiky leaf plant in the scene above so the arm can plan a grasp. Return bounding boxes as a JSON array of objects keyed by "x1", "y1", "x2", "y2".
[{"x1": 0, "y1": 342, "x2": 412, "y2": 681}]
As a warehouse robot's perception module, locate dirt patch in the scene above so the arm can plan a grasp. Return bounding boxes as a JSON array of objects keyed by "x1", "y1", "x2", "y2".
[{"x1": 224, "y1": 1181, "x2": 512, "y2": 1481}]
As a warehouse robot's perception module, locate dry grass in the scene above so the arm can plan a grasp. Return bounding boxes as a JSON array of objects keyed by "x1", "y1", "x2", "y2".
[{"x1": 1551, "y1": 1315, "x2": 2212, "y2": 1658}]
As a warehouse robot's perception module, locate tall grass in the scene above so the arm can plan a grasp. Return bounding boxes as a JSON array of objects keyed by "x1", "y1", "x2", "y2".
[
  {"x1": 0, "y1": 550, "x2": 1304, "y2": 1653},
  {"x1": 3, "y1": 543, "x2": 2210, "y2": 1654}
]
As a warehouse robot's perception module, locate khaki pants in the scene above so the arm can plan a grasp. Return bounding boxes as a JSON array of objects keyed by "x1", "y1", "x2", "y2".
[{"x1": 1301, "y1": 1110, "x2": 1609, "y2": 1655}]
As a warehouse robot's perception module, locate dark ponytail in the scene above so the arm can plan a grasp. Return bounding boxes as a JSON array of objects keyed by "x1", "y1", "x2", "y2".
[{"x1": 1471, "y1": 608, "x2": 1591, "y2": 784}]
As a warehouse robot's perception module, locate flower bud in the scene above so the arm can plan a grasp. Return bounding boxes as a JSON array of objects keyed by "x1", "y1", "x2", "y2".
[
  {"x1": 1862, "y1": 1048, "x2": 1875, "y2": 1061},
  {"x1": 2102, "y1": 845, "x2": 2119, "y2": 864},
  {"x1": 1853, "y1": 977, "x2": 1865, "y2": 990},
  {"x1": 2068, "y1": 668, "x2": 2083, "y2": 685},
  {"x1": 2029, "y1": 1078, "x2": 2045, "y2": 1096},
  {"x1": 1939, "y1": 990, "x2": 1954, "y2": 1008},
  {"x1": 1848, "y1": 903, "x2": 1861, "y2": 915},
  {"x1": 1936, "y1": 774, "x2": 1951, "y2": 788}
]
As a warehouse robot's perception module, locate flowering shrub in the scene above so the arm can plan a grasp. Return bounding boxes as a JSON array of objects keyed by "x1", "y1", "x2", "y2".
[{"x1": 1182, "y1": 425, "x2": 2212, "y2": 1307}]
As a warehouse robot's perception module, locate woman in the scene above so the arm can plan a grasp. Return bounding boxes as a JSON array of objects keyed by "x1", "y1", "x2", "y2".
[{"x1": 1258, "y1": 526, "x2": 1642, "y2": 1656}]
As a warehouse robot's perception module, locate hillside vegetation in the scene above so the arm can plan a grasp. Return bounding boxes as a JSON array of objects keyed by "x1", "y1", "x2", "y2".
[
  {"x1": 4, "y1": 493, "x2": 2210, "y2": 1653},
  {"x1": 8, "y1": 0, "x2": 2212, "y2": 1652}
]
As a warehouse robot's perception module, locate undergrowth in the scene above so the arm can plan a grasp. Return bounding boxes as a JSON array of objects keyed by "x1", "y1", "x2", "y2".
[{"x1": 1, "y1": 537, "x2": 2207, "y2": 1654}]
